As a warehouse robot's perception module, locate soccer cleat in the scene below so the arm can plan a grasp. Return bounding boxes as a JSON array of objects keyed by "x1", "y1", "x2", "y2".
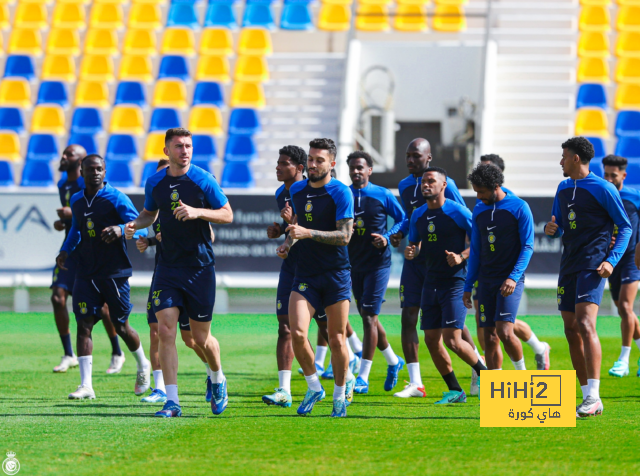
[
  {"x1": 393, "y1": 382, "x2": 426, "y2": 398},
  {"x1": 384, "y1": 356, "x2": 405, "y2": 391},
  {"x1": 470, "y1": 355, "x2": 485, "y2": 396},
  {"x1": 637, "y1": 356, "x2": 640, "y2": 377},
  {"x1": 134, "y1": 360, "x2": 151, "y2": 396},
  {"x1": 141, "y1": 388, "x2": 167, "y2": 403},
  {"x1": 106, "y1": 353, "x2": 125, "y2": 374},
  {"x1": 68, "y1": 384, "x2": 95, "y2": 400},
  {"x1": 535, "y1": 343, "x2": 551, "y2": 371},
  {"x1": 354, "y1": 376, "x2": 369, "y2": 394},
  {"x1": 298, "y1": 363, "x2": 324, "y2": 377},
  {"x1": 355, "y1": 351, "x2": 363, "y2": 360},
  {"x1": 321, "y1": 363, "x2": 334, "y2": 380},
  {"x1": 211, "y1": 379, "x2": 229, "y2": 415},
  {"x1": 345, "y1": 374, "x2": 356, "y2": 406},
  {"x1": 350, "y1": 354, "x2": 361, "y2": 375},
  {"x1": 331, "y1": 398, "x2": 347, "y2": 417},
  {"x1": 435, "y1": 390, "x2": 467, "y2": 404},
  {"x1": 155, "y1": 400, "x2": 182, "y2": 418},
  {"x1": 262, "y1": 387, "x2": 292, "y2": 408},
  {"x1": 577, "y1": 396, "x2": 603, "y2": 417},
  {"x1": 297, "y1": 387, "x2": 326, "y2": 415},
  {"x1": 205, "y1": 377, "x2": 213, "y2": 402},
  {"x1": 608, "y1": 360, "x2": 630, "y2": 378},
  {"x1": 54, "y1": 355, "x2": 78, "y2": 373}
]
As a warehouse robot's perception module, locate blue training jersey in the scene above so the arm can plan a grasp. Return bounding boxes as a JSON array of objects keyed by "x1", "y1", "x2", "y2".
[
  {"x1": 348, "y1": 182, "x2": 406, "y2": 272},
  {"x1": 275, "y1": 182, "x2": 300, "y2": 275},
  {"x1": 61, "y1": 182, "x2": 148, "y2": 279},
  {"x1": 617, "y1": 185, "x2": 640, "y2": 257},
  {"x1": 548, "y1": 172, "x2": 632, "y2": 275},
  {"x1": 289, "y1": 178, "x2": 354, "y2": 277},
  {"x1": 465, "y1": 190, "x2": 534, "y2": 292},
  {"x1": 409, "y1": 199, "x2": 472, "y2": 284},
  {"x1": 144, "y1": 164, "x2": 228, "y2": 268},
  {"x1": 58, "y1": 175, "x2": 84, "y2": 238}
]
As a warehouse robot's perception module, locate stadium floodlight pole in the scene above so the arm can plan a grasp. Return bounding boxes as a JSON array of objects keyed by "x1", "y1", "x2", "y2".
[{"x1": 476, "y1": 0, "x2": 494, "y2": 160}]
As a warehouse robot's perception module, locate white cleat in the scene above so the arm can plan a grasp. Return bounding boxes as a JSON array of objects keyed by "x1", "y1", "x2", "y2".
[
  {"x1": 577, "y1": 396, "x2": 603, "y2": 417},
  {"x1": 535, "y1": 343, "x2": 551, "y2": 371},
  {"x1": 69, "y1": 384, "x2": 96, "y2": 400},
  {"x1": 54, "y1": 355, "x2": 78, "y2": 373},
  {"x1": 470, "y1": 355, "x2": 485, "y2": 396},
  {"x1": 134, "y1": 360, "x2": 151, "y2": 396},
  {"x1": 393, "y1": 382, "x2": 426, "y2": 398},
  {"x1": 106, "y1": 353, "x2": 126, "y2": 374}
]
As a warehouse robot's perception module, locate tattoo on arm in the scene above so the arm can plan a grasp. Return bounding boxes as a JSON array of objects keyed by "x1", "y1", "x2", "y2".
[{"x1": 309, "y1": 218, "x2": 353, "y2": 246}]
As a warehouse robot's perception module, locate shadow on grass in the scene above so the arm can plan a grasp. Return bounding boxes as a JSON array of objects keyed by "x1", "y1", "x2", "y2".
[{"x1": 0, "y1": 413, "x2": 198, "y2": 418}]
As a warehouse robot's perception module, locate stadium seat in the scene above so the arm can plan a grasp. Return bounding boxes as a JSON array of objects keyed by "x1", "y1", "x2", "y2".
[
  {"x1": 394, "y1": 4, "x2": 427, "y2": 31},
  {"x1": 0, "y1": 161, "x2": 14, "y2": 187},
  {"x1": 153, "y1": 80, "x2": 189, "y2": 108},
  {"x1": 67, "y1": 133, "x2": 97, "y2": 155},
  {"x1": 575, "y1": 108, "x2": 609, "y2": 136},
  {"x1": 579, "y1": 5, "x2": 611, "y2": 32},
  {"x1": 356, "y1": 5, "x2": 390, "y2": 31},
  {"x1": 167, "y1": 3, "x2": 200, "y2": 29},
  {"x1": 589, "y1": 157, "x2": 604, "y2": 177},
  {"x1": 0, "y1": 108, "x2": 25, "y2": 134},
  {"x1": 586, "y1": 136, "x2": 607, "y2": 159},
  {"x1": 141, "y1": 161, "x2": 159, "y2": 186},
  {"x1": 242, "y1": 3, "x2": 276, "y2": 30},
  {"x1": 0, "y1": 132, "x2": 20, "y2": 161},
  {"x1": 616, "y1": 57, "x2": 640, "y2": 83},
  {"x1": 433, "y1": 5, "x2": 466, "y2": 31},
  {"x1": 615, "y1": 137, "x2": 640, "y2": 158},
  {"x1": 8, "y1": 29, "x2": 42, "y2": 55},
  {"x1": 229, "y1": 108, "x2": 261, "y2": 135},
  {"x1": 4, "y1": 56, "x2": 36, "y2": 81},
  {"x1": 14, "y1": 2, "x2": 48, "y2": 29},
  {"x1": 123, "y1": 29, "x2": 158, "y2": 56},
  {"x1": 109, "y1": 105, "x2": 145, "y2": 135},
  {"x1": 434, "y1": 0, "x2": 468, "y2": 4},
  {"x1": 580, "y1": 0, "x2": 611, "y2": 4},
  {"x1": 625, "y1": 159, "x2": 640, "y2": 185},
  {"x1": 41, "y1": 55, "x2": 76, "y2": 82},
  {"x1": 119, "y1": 55, "x2": 154, "y2": 83},
  {"x1": 158, "y1": 56, "x2": 190, "y2": 81},
  {"x1": 188, "y1": 106, "x2": 223, "y2": 135},
  {"x1": 85, "y1": 28, "x2": 119, "y2": 55},
  {"x1": 20, "y1": 161, "x2": 54, "y2": 187},
  {"x1": 71, "y1": 108, "x2": 103, "y2": 135},
  {"x1": 144, "y1": 132, "x2": 166, "y2": 160},
  {"x1": 615, "y1": 83, "x2": 640, "y2": 109},
  {"x1": 46, "y1": 28, "x2": 81, "y2": 56},
  {"x1": 192, "y1": 159, "x2": 212, "y2": 172},
  {"x1": 52, "y1": 3, "x2": 86, "y2": 29},
  {"x1": 221, "y1": 161, "x2": 255, "y2": 188},
  {"x1": 75, "y1": 80, "x2": 110, "y2": 108},
  {"x1": 204, "y1": 1, "x2": 238, "y2": 29},
  {"x1": 0, "y1": 79, "x2": 31, "y2": 108},
  {"x1": 577, "y1": 57, "x2": 610, "y2": 83},
  {"x1": 80, "y1": 55, "x2": 115, "y2": 82},
  {"x1": 280, "y1": 2, "x2": 314, "y2": 30},
  {"x1": 0, "y1": 5, "x2": 8, "y2": 30},
  {"x1": 36, "y1": 81, "x2": 69, "y2": 108},
  {"x1": 318, "y1": 4, "x2": 351, "y2": 31},
  {"x1": 616, "y1": 31, "x2": 640, "y2": 57},
  {"x1": 617, "y1": 6, "x2": 640, "y2": 32},
  {"x1": 200, "y1": 28, "x2": 234, "y2": 56},
  {"x1": 224, "y1": 134, "x2": 258, "y2": 161},
  {"x1": 615, "y1": 110, "x2": 640, "y2": 137},
  {"x1": 196, "y1": 55, "x2": 231, "y2": 82},
  {"x1": 162, "y1": 28, "x2": 197, "y2": 56},
  {"x1": 238, "y1": 28, "x2": 273, "y2": 56},
  {"x1": 230, "y1": 82, "x2": 266, "y2": 108},
  {"x1": 578, "y1": 31, "x2": 610, "y2": 58},
  {"x1": 105, "y1": 160, "x2": 135, "y2": 187},
  {"x1": 106, "y1": 134, "x2": 138, "y2": 161},
  {"x1": 26, "y1": 134, "x2": 58, "y2": 161},
  {"x1": 89, "y1": 3, "x2": 124, "y2": 29},
  {"x1": 31, "y1": 105, "x2": 66, "y2": 134},
  {"x1": 235, "y1": 55, "x2": 269, "y2": 82},
  {"x1": 192, "y1": 134, "x2": 218, "y2": 161},
  {"x1": 576, "y1": 84, "x2": 608, "y2": 109},
  {"x1": 193, "y1": 81, "x2": 224, "y2": 107},
  {"x1": 149, "y1": 108, "x2": 181, "y2": 131},
  {"x1": 114, "y1": 82, "x2": 146, "y2": 107},
  {"x1": 129, "y1": 3, "x2": 163, "y2": 30}
]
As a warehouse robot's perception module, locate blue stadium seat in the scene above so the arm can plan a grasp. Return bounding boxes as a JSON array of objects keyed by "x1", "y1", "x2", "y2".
[
  {"x1": 585, "y1": 136, "x2": 606, "y2": 159},
  {"x1": 625, "y1": 159, "x2": 640, "y2": 185},
  {"x1": 224, "y1": 134, "x2": 258, "y2": 161},
  {"x1": 242, "y1": 3, "x2": 276, "y2": 29},
  {"x1": 221, "y1": 161, "x2": 254, "y2": 188},
  {"x1": 106, "y1": 134, "x2": 138, "y2": 161},
  {"x1": 37, "y1": 81, "x2": 69, "y2": 108},
  {"x1": 0, "y1": 160, "x2": 14, "y2": 186},
  {"x1": 150, "y1": 108, "x2": 181, "y2": 132},
  {"x1": 228, "y1": 108, "x2": 261, "y2": 135},
  {"x1": 20, "y1": 160, "x2": 54, "y2": 187},
  {"x1": 105, "y1": 160, "x2": 135, "y2": 188},
  {"x1": 193, "y1": 134, "x2": 218, "y2": 161},
  {"x1": 68, "y1": 133, "x2": 98, "y2": 155},
  {"x1": 0, "y1": 108, "x2": 25, "y2": 134},
  {"x1": 576, "y1": 84, "x2": 607, "y2": 110},
  {"x1": 204, "y1": 2, "x2": 237, "y2": 29},
  {"x1": 193, "y1": 82, "x2": 224, "y2": 107},
  {"x1": 158, "y1": 56, "x2": 190, "y2": 81},
  {"x1": 4, "y1": 55, "x2": 36, "y2": 81},
  {"x1": 26, "y1": 134, "x2": 58, "y2": 161},
  {"x1": 114, "y1": 82, "x2": 147, "y2": 108},
  {"x1": 141, "y1": 161, "x2": 160, "y2": 186},
  {"x1": 280, "y1": 2, "x2": 313, "y2": 30},
  {"x1": 615, "y1": 111, "x2": 640, "y2": 138},
  {"x1": 192, "y1": 159, "x2": 212, "y2": 172},
  {"x1": 589, "y1": 157, "x2": 604, "y2": 178},
  {"x1": 71, "y1": 108, "x2": 103, "y2": 135},
  {"x1": 615, "y1": 137, "x2": 640, "y2": 159},
  {"x1": 167, "y1": 3, "x2": 200, "y2": 29}
]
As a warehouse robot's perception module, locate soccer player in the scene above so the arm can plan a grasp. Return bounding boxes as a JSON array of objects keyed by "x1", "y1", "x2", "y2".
[
  {"x1": 463, "y1": 164, "x2": 534, "y2": 373},
  {"x1": 405, "y1": 167, "x2": 487, "y2": 403},
  {"x1": 346, "y1": 151, "x2": 405, "y2": 394},
  {"x1": 276, "y1": 138, "x2": 355, "y2": 417},
  {"x1": 55, "y1": 154, "x2": 151, "y2": 400},
  {"x1": 125, "y1": 128, "x2": 233, "y2": 418},
  {"x1": 601, "y1": 154, "x2": 640, "y2": 377}
]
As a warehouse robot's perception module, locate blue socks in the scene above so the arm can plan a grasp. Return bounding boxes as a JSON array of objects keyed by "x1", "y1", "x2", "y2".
[
  {"x1": 60, "y1": 333, "x2": 73, "y2": 357},
  {"x1": 110, "y1": 335, "x2": 122, "y2": 356}
]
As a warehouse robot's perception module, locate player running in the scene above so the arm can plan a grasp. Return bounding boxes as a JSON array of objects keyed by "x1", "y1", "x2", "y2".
[
  {"x1": 405, "y1": 167, "x2": 488, "y2": 403},
  {"x1": 346, "y1": 151, "x2": 405, "y2": 394},
  {"x1": 56, "y1": 154, "x2": 151, "y2": 400},
  {"x1": 463, "y1": 164, "x2": 534, "y2": 373},
  {"x1": 601, "y1": 154, "x2": 640, "y2": 378},
  {"x1": 125, "y1": 128, "x2": 233, "y2": 418}
]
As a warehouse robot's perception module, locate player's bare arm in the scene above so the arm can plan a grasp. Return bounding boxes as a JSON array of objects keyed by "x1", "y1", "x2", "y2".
[
  {"x1": 53, "y1": 220, "x2": 65, "y2": 231},
  {"x1": 173, "y1": 200, "x2": 233, "y2": 224},
  {"x1": 276, "y1": 233, "x2": 296, "y2": 259},
  {"x1": 287, "y1": 218, "x2": 353, "y2": 246},
  {"x1": 56, "y1": 207, "x2": 72, "y2": 220},
  {"x1": 635, "y1": 242, "x2": 640, "y2": 269},
  {"x1": 500, "y1": 278, "x2": 517, "y2": 297},
  {"x1": 125, "y1": 208, "x2": 158, "y2": 239},
  {"x1": 445, "y1": 247, "x2": 469, "y2": 267},
  {"x1": 596, "y1": 261, "x2": 614, "y2": 278},
  {"x1": 462, "y1": 291, "x2": 473, "y2": 309},
  {"x1": 280, "y1": 201, "x2": 294, "y2": 224}
]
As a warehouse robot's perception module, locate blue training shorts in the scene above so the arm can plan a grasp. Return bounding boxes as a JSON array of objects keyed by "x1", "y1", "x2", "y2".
[
  {"x1": 292, "y1": 268, "x2": 351, "y2": 313},
  {"x1": 147, "y1": 271, "x2": 190, "y2": 330},
  {"x1": 276, "y1": 266, "x2": 327, "y2": 321},
  {"x1": 608, "y1": 253, "x2": 640, "y2": 302},
  {"x1": 72, "y1": 276, "x2": 132, "y2": 322},
  {"x1": 420, "y1": 279, "x2": 467, "y2": 330},
  {"x1": 51, "y1": 253, "x2": 78, "y2": 293},
  {"x1": 557, "y1": 269, "x2": 606, "y2": 313},
  {"x1": 352, "y1": 266, "x2": 390, "y2": 316},
  {"x1": 400, "y1": 258, "x2": 426, "y2": 308},
  {"x1": 477, "y1": 278, "x2": 524, "y2": 328}
]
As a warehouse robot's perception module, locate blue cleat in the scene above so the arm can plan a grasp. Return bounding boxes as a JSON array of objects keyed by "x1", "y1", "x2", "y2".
[
  {"x1": 321, "y1": 363, "x2": 334, "y2": 380},
  {"x1": 297, "y1": 387, "x2": 326, "y2": 415},
  {"x1": 211, "y1": 379, "x2": 228, "y2": 415},
  {"x1": 345, "y1": 374, "x2": 356, "y2": 407},
  {"x1": 354, "y1": 376, "x2": 369, "y2": 394},
  {"x1": 384, "y1": 356, "x2": 405, "y2": 391},
  {"x1": 262, "y1": 387, "x2": 292, "y2": 408},
  {"x1": 355, "y1": 351, "x2": 363, "y2": 360},
  {"x1": 349, "y1": 355, "x2": 361, "y2": 376},
  {"x1": 205, "y1": 377, "x2": 212, "y2": 403},
  {"x1": 331, "y1": 398, "x2": 347, "y2": 417},
  {"x1": 608, "y1": 360, "x2": 630, "y2": 378},
  {"x1": 155, "y1": 400, "x2": 181, "y2": 418},
  {"x1": 141, "y1": 388, "x2": 167, "y2": 403},
  {"x1": 435, "y1": 390, "x2": 467, "y2": 404},
  {"x1": 298, "y1": 363, "x2": 324, "y2": 377},
  {"x1": 637, "y1": 356, "x2": 640, "y2": 377}
]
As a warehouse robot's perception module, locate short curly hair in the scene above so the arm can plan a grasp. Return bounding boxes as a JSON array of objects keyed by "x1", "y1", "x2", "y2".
[
  {"x1": 562, "y1": 137, "x2": 595, "y2": 164},
  {"x1": 480, "y1": 154, "x2": 505, "y2": 172},
  {"x1": 279, "y1": 145, "x2": 307, "y2": 172},
  {"x1": 468, "y1": 163, "x2": 504, "y2": 190},
  {"x1": 346, "y1": 150, "x2": 373, "y2": 167},
  {"x1": 602, "y1": 154, "x2": 627, "y2": 170},
  {"x1": 424, "y1": 166, "x2": 448, "y2": 178},
  {"x1": 309, "y1": 138, "x2": 337, "y2": 158}
]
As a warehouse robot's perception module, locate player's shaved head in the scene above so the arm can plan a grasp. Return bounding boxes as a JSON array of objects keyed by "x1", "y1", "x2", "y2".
[
  {"x1": 59, "y1": 144, "x2": 87, "y2": 172},
  {"x1": 407, "y1": 138, "x2": 431, "y2": 154},
  {"x1": 406, "y1": 138, "x2": 432, "y2": 177}
]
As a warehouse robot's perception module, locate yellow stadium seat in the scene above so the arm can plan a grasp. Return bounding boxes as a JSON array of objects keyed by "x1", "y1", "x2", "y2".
[
  {"x1": 615, "y1": 83, "x2": 640, "y2": 109},
  {"x1": 8, "y1": 28, "x2": 42, "y2": 55},
  {"x1": 200, "y1": 28, "x2": 234, "y2": 56},
  {"x1": 0, "y1": 79, "x2": 31, "y2": 108},
  {"x1": 321, "y1": 0, "x2": 353, "y2": 4},
  {"x1": 575, "y1": 108, "x2": 609, "y2": 136},
  {"x1": 358, "y1": 0, "x2": 391, "y2": 5},
  {"x1": 161, "y1": 28, "x2": 196, "y2": 56},
  {"x1": 196, "y1": 55, "x2": 231, "y2": 82},
  {"x1": 617, "y1": 6, "x2": 640, "y2": 32},
  {"x1": 616, "y1": 31, "x2": 640, "y2": 57},
  {"x1": 119, "y1": 54, "x2": 154, "y2": 82},
  {"x1": 90, "y1": 3, "x2": 124, "y2": 29},
  {"x1": 14, "y1": 0, "x2": 52, "y2": 3},
  {"x1": 0, "y1": 4, "x2": 10, "y2": 29},
  {"x1": 581, "y1": 0, "x2": 611, "y2": 5},
  {"x1": 52, "y1": 3, "x2": 87, "y2": 29},
  {"x1": 616, "y1": 57, "x2": 640, "y2": 83},
  {"x1": 110, "y1": 106, "x2": 144, "y2": 135},
  {"x1": 397, "y1": 0, "x2": 429, "y2": 4},
  {"x1": 356, "y1": 5, "x2": 390, "y2": 31},
  {"x1": 617, "y1": 0, "x2": 640, "y2": 5},
  {"x1": 318, "y1": 4, "x2": 351, "y2": 31},
  {"x1": 0, "y1": 133, "x2": 21, "y2": 162},
  {"x1": 41, "y1": 54, "x2": 77, "y2": 81},
  {"x1": 434, "y1": 0, "x2": 468, "y2": 4},
  {"x1": 579, "y1": 6, "x2": 611, "y2": 32},
  {"x1": 578, "y1": 31, "x2": 610, "y2": 58},
  {"x1": 14, "y1": 2, "x2": 48, "y2": 29},
  {"x1": 144, "y1": 132, "x2": 166, "y2": 160},
  {"x1": 80, "y1": 55, "x2": 115, "y2": 82},
  {"x1": 31, "y1": 105, "x2": 66, "y2": 135},
  {"x1": 234, "y1": 55, "x2": 269, "y2": 82},
  {"x1": 75, "y1": 80, "x2": 110, "y2": 108},
  {"x1": 577, "y1": 57, "x2": 610, "y2": 83},
  {"x1": 230, "y1": 81, "x2": 266, "y2": 108},
  {"x1": 123, "y1": 28, "x2": 158, "y2": 56},
  {"x1": 433, "y1": 5, "x2": 466, "y2": 31},
  {"x1": 394, "y1": 4, "x2": 427, "y2": 31},
  {"x1": 153, "y1": 79, "x2": 188, "y2": 108},
  {"x1": 132, "y1": 0, "x2": 167, "y2": 3},
  {"x1": 128, "y1": 3, "x2": 163, "y2": 30},
  {"x1": 58, "y1": 0, "x2": 91, "y2": 4},
  {"x1": 188, "y1": 106, "x2": 223, "y2": 135},
  {"x1": 47, "y1": 28, "x2": 81, "y2": 56},
  {"x1": 238, "y1": 28, "x2": 273, "y2": 56},
  {"x1": 95, "y1": 0, "x2": 128, "y2": 4},
  {"x1": 85, "y1": 28, "x2": 119, "y2": 55}
]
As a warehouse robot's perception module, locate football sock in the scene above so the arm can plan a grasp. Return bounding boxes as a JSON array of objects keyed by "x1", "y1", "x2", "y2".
[
  {"x1": 305, "y1": 373, "x2": 322, "y2": 393},
  {"x1": 581, "y1": 385, "x2": 588, "y2": 400},
  {"x1": 278, "y1": 370, "x2": 292, "y2": 393},
  {"x1": 407, "y1": 362, "x2": 423, "y2": 387},
  {"x1": 110, "y1": 335, "x2": 123, "y2": 356},
  {"x1": 587, "y1": 379, "x2": 600, "y2": 400},
  {"x1": 315, "y1": 345, "x2": 328, "y2": 368},
  {"x1": 359, "y1": 359, "x2": 373, "y2": 382},
  {"x1": 204, "y1": 362, "x2": 212, "y2": 379},
  {"x1": 333, "y1": 384, "x2": 345, "y2": 401},
  {"x1": 525, "y1": 333, "x2": 546, "y2": 355},
  {"x1": 78, "y1": 355, "x2": 92, "y2": 388},
  {"x1": 60, "y1": 333, "x2": 74, "y2": 357},
  {"x1": 166, "y1": 384, "x2": 179, "y2": 404},
  {"x1": 635, "y1": 337, "x2": 640, "y2": 352},
  {"x1": 619, "y1": 346, "x2": 631, "y2": 364},
  {"x1": 346, "y1": 341, "x2": 355, "y2": 362},
  {"x1": 153, "y1": 370, "x2": 165, "y2": 393},
  {"x1": 472, "y1": 359, "x2": 488, "y2": 374},
  {"x1": 474, "y1": 346, "x2": 483, "y2": 359},
  {"x1": 131, "y1": 344, "x2": 148, "y2": 372},
  {"x1": 512, "y1": 357, "x2": 526, "y2": 370},
  {"x1": 381, "y1": 345, "x2": 399, "y2": 366},
  {"x1": 211, "y1": 369, "x2": 225, "y2": 384},
  {"x1": 442, "y1": 371, "x2": 462, "y2": 392},
  {"x1": 348, "y1": 332, "x2": 363, "y2": 354},
  {"x1": 346, "y1": 364, "x2": 354, "y2": 381}
]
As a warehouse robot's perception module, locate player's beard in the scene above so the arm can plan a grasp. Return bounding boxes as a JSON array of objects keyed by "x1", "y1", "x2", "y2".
[{"x1": 308, "y1": 169, "x2": 329, "y2": 183}]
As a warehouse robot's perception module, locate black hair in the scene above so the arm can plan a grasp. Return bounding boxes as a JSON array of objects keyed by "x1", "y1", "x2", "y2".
[
  {"x1": 82, "y1": 154, "x2": 105, "y2": 166},
  {"x1": 165, "y1": 127, "x2": 192, "y2": 144},
  {"x1": 424, "y1": 166, "x2": 448, "y2": 178},
  {"x1": 602, "y1": 154, "x2": 628, "y2": 170},
  {"x1": 157, "y1": 159, "x2": 170, "y2": 170},
  {"x1": 562, "y1": 137, "x2": 595, "y2": 164},
  {"x1": 468, "y1": 163, "x2": 504, "y2": 190},
  {"x1": 346, "y1": 150, "x2": 373, "y2": 168},
  {"x1": 480, "y1": 153, "x2": 505, "y2": 172},
  {"x1": 279, "y1": 145, "x2": 307, "y2": 173},
  {"x1": 309, "y1": 138, "x2": 337, "y2": 158}
]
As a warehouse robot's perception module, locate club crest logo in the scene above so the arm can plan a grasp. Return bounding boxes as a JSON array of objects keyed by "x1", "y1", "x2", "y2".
[
  {"x1": 154, "y1": 298, "x2": 161, "y2": 306},
  {"x1": 480, "y1": 313, "x2": 486, "y2": 323},
  {"x1": 80, "y1": 307, "x2": 87, "y2": 315},
  {"x1": 557, "y1": 297, "x2": 562, "y2": 305},
  {"x1": 568, "y1": 209, "x2": 576, "y2": 221},
  {"x1": 298, "y1": 283, "x2": 308, "y2": 292},
  {"x1": 2, "y1": 451, "x2": 20, "y2": 475},
  {"x1": 356, "y1": 217, "x2": 364, "y2": 228},
  {"x1": 170, "y1": 190, "x2": 179, "y2": 202},
  {"x1": 304, "y1": 201, "x2": 313, "y2": 212},
  {"x1": 277, "y1": 300, "x2": 282, "y2": 310},
  {"x1": 86, "y1": 218, "x2": 94, "y2": 230},
  {"x1": 428, "y1": 221, "x2": 435, "y2": 233},
  {"x1": 488, "y1": 232, "x2": 496, "y2": 244}
]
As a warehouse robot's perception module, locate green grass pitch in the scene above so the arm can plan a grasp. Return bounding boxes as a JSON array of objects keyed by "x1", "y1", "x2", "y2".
[{"x1": 1, "y1": 312, "x2": 639, "y2": 475}]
